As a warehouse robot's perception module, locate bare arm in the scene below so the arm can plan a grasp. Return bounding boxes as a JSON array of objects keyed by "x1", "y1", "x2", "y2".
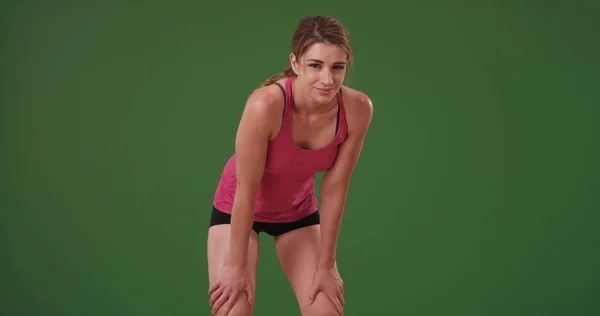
[
  {"x1": 228, "y1": 90, "x2": 278, "y2": 268},
  {"x1": 318, "y1": 92, "x2": 373, "y2": 269}
]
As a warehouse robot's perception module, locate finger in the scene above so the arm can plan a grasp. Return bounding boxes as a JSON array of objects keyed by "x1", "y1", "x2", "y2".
[
  {"x1": 211, "y1": 291, "x2": 229, "y2": 315},
  {"x1": 209, "y1": 287, "x2": 223, "y2": 306},
  {"x1": 307, "y1": 284, "x2": 319, "y2": 304},
  {"x1": 222, "y1": 292, "x2": 239, "y2": 316},
  {"x1": 246, "y1": 286, "x2": 254, "y2": 305},
  {"x1": 208, "y1": 282, "x2": 220, "y2": 294},
  {"x1": 326, "y1": 292, "x2": 344, "y2": 316},
  {"x1": 337, "y1": 289, "x2": 346, "y2": 307},
  {"x1": 336, "y1": 298, "x2": 344, "y2": 316}
]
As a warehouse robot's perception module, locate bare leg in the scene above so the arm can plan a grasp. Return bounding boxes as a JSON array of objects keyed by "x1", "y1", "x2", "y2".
[
  {"x1": 207, "y1": 224, "x2": 260, "y2": 316},
  {"x1": 274, "y1": 225, "x2": 342, "y2": 316}
]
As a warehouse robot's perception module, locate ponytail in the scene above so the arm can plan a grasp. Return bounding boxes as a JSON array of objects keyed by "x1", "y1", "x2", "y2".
[{"x1": 261, "y1": 66, "x2": 296, "y2": 87}]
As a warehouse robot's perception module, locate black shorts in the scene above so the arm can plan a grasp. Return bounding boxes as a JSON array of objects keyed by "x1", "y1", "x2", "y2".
[{"x1": 209, "y1": 206, "x2": 320, "y2": 236}]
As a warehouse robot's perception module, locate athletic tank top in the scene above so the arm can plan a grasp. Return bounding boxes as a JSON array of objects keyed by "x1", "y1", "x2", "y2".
[{"x1": 212, "y1": 76, "x2": 348, "y2": 223}]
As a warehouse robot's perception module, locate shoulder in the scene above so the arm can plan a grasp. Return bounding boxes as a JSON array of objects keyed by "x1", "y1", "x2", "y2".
[
  {"x1": 244, "y1": 82, "x2": 286, "y2": 115},
  {"x1": 239, "y1": 82, "x2": 286, "y2": 132},
  {"x1": 340, "y1": 86, "x2": 374, "y2": 136}
]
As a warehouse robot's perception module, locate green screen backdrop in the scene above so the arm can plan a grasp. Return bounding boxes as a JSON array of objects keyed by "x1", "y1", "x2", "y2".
[{"x1": 1, "y1": 0, "x2": 599, "y2": 315}]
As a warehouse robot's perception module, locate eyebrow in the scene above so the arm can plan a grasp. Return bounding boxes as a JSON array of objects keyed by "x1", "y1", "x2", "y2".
[{"x1": 307, "y1": 59, "x2": 347, "y2": 65}]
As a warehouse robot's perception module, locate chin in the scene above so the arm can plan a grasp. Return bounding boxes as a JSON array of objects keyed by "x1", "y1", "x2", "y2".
[
  {"x1": 312, "y1": 89, "x2": 337, "y2": 102},
  {"x1": 311, "y1": 93, "x2": 335, "y2": 105}
]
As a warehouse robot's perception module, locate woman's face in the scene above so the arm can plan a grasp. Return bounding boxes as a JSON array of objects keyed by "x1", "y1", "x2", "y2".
[{"x1": 291, "y1": 42, "x2": 348, "y2": 105}]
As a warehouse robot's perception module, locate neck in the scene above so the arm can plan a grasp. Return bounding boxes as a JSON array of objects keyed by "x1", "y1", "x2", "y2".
[{"x1": 291, "y1": 78, "x2": 337, "y2": 115}]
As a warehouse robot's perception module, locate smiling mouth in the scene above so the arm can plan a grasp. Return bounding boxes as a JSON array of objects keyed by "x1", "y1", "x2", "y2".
[{"x1": 315, "y1": 87, "x2": 333, "y2": 94}]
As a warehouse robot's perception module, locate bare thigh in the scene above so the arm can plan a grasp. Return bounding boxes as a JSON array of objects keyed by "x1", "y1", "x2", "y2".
[
  {"x1": 207, "y1": 224, "x2": 260, "y2": 316},
  {"x1": 275, "y1": 225, "x2": 342, "y2": 316}
]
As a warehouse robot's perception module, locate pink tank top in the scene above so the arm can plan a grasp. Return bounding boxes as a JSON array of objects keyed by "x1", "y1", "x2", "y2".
[{"x1": 213, "y1": 76, "x2": 348, "y2": 223}]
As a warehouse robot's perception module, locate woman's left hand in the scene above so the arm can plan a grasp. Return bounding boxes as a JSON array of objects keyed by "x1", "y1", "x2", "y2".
[{"x1": 307, "y1": 265, "x2": 345, "y2": 315}]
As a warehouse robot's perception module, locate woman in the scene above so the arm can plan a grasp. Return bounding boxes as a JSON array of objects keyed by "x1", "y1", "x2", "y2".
[{"x1": 207, "y1": 16, "x2": 373, "y2": 316}]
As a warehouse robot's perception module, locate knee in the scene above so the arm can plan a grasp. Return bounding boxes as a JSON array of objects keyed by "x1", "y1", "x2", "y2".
[
  {"x1": 301, "y1": 292, "x2": 342, "y2": 316},
  {"x1": 214, "y1": 294, "x2": 253, "y2": 316},
  {"x1": 216, "y1": 307, "x2": 251, "y2": 316}
]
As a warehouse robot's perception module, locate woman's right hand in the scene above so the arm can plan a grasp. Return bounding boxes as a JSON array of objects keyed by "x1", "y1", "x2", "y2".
[{"x1": 208, "y1": 262, "x2": 254, "y2": 315}]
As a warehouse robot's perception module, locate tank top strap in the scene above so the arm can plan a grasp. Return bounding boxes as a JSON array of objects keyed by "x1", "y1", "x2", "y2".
[
  {"x1": 284, "y1": 76, "x2": 294, "y2": 115},
  {"x1": 337, "y1": 88, "x2": 345, "y2": 117},
  {"x1": 337, "y1": 86, "x2": 345, "y2": 109},
  {"x1": 336, "y1": 86, "x2": 348, "y2": 137},
  {"x1": 277, "y1": 77, "x2": 294, "y2": 130}
]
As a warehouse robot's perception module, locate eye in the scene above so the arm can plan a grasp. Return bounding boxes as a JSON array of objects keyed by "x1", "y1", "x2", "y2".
[
  {"x1": 309, "y1": 63, "x2": 321, "y2": 68},
  {"x1": 333, "y1": 65, "x2": 345, "y2": 70}
]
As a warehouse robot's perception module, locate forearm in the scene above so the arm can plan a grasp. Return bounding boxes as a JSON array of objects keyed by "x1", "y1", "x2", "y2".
[
  {"x1": 228, "y1": 191, "x2": 256, "y2": 267},
  {"x1": 318, "y1": 185, "x2": 348, "y2": 269}
]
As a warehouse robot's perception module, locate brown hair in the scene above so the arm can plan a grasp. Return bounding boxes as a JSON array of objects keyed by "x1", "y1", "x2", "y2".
[{"x1": 261, "y1": 16, "x2": 353, "y2": 87}]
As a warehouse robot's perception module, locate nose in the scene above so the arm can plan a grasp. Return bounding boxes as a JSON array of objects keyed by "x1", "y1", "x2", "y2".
[{"x1": 320, "y1": 68, "x2": 333, "y2": 86}]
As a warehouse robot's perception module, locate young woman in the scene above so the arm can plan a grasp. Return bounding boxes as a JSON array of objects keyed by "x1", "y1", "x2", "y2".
[{"x1": 207, "y1": 16, "x2": 373, "y2": 316}]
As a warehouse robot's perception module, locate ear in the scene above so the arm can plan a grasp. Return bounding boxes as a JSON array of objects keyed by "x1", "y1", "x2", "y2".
[{"x1": 289, "y1": 53, "x2": 299, "y2": 75}]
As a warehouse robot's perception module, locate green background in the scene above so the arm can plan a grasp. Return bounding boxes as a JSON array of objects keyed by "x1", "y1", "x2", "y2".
[{"x1": 1, "y1": 0, "x2": 599, "y2": 315}]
